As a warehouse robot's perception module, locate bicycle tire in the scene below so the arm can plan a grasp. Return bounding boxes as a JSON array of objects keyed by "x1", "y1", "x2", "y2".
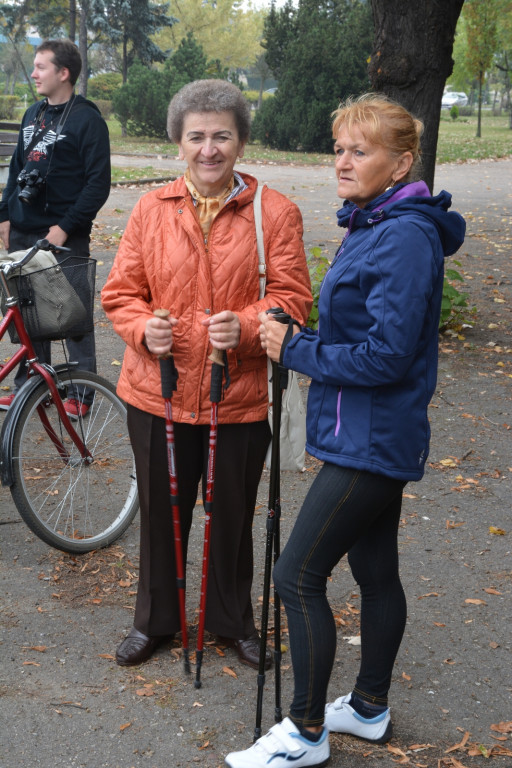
[{"x1": 9, "y1": 369, "x2": 138, "y2": 553}]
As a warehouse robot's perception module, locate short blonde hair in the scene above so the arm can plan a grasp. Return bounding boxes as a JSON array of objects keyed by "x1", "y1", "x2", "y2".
[{"x1": 332, "y1": 93, "x2": 424, "y2": 181}]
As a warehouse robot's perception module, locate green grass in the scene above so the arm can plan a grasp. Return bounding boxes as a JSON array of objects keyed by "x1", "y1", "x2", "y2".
[
  {"x1": 111, "y1": 165, "x2": 176, "y2": 183},
  {"x1": 436, "y1": 112, "x2": 512, "y2": 163},
  {"x1": 107, "y1": 112, "x2": 511, "y2": 166}
]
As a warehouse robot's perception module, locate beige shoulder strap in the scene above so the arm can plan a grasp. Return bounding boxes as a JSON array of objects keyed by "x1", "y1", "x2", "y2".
[{"x1": 254, "y1": 185, "x2": 266, "y2": 299}]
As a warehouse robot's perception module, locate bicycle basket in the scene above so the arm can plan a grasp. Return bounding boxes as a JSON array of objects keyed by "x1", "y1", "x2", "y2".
[{"x1": 2, "y1": 255, "x2": 96, "y2": 343}]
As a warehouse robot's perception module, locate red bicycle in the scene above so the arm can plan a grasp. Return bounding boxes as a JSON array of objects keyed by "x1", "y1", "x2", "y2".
[{"x1": 0, "y1": 239, "x2": 138, "y2": 553}]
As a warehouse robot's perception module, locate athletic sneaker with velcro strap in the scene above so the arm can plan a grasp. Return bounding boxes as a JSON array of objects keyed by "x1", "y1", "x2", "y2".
[
  {"x1": 324, "y1": 693, "x2": 392, "y2": 743},
  {"x1": 224, "y1": 717, "x2": 330, "y2": 768}
]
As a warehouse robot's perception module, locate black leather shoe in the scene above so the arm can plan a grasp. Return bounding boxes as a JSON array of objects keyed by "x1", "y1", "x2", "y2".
[
  {"x1": 220, "y1": 632, "x2": 272, "y2": 671},
  {"x1": 115, "y1": 627, "x2": 174, "y2": 667}
]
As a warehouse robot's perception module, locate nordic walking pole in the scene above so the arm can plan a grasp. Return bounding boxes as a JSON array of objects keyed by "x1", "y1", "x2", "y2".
[
  {"x1": 154, "y1": 308, "x2": 190, "y2": 674},
  {"x1": 254, "y1": 308, "x2": 290, "y2": 740},
  {"x1": 195, "y1": 346, "x2": 226, "y2": 689}
]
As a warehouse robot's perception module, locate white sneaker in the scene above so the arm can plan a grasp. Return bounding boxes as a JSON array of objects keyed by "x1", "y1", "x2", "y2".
[
  {"x1": 225, "y1": 717, "x2": 330, "y2": 768},
  {"x1": 324, "y1": 694, "x2": 392, "y2": 744}
]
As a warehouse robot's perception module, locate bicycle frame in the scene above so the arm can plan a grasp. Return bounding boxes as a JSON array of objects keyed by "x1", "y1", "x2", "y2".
[{"x1": 0, "y1": 285, "x2": 92, "y2": 466}]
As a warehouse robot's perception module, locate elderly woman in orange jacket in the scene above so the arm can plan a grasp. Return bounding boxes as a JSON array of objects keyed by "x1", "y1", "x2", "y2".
[{"x1": 101, "y1": 79, "x2": 312, "y2": 670}]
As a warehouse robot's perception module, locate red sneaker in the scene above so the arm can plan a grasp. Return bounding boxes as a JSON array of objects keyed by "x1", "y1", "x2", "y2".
[
  {"x1": 64, "y1": 398, "x2": 90, "y2": 420},
  {"x1": 0, "y1": 393, "x2": 16, "y2": 411}
]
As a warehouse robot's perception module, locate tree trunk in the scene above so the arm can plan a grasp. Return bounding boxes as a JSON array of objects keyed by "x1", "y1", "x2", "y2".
[
  {"x1": 78, "y1": 3, "x2": 88, "y2": 97},
  {"x1": 121, "y1": 35, "x2": 128, "y2": 137},
  {"x1": 69, "y1": 0, "x2": 77, "y2": 41},
  {"x1": 369, "y1": 0, "x2": 465, "y2": 192},
  {"x1": 477, "y1": 73, "x2": 482, "y2": 137},
  {"x1": 258, "y1": 78, "x2": 264, "y2": 110},
  {"x1": 122, "y1": 35, "x2": 128, "y2": 84}
]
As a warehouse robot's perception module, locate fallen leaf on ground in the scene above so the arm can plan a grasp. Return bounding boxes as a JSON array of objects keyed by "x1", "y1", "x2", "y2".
[
  {"x1": 223, "y1": 666, "x2": 237, "y2": 678},
  {"x1": 445, "y1": 731, "x2": 470, "y2": 753},
  {"x1": 491, "y1": 721, "x2": 512, "y2": 734},
  {"x1": 440, "y1": 457, "x2": 458, "y2": 467},
  {"x1": 387, "y1": 743, "x2": 409, "y2": 760}
]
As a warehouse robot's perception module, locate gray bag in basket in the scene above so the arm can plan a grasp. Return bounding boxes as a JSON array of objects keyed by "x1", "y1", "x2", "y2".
[{"x1": 0, "y1": 249, "x2": 90, "y2": 342}]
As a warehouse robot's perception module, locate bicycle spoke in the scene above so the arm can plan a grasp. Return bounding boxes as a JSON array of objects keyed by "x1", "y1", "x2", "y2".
[{"x1": 9, "y1": 371, "x2": 138, "y2": 553}]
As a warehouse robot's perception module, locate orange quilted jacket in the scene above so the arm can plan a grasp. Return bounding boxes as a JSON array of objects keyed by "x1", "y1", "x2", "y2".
[{"x1": 101, "y1": 172, "x2": 312, "y2": 423}]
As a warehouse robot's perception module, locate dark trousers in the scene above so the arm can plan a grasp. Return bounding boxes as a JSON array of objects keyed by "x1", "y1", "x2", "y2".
[
  {"x1": 273, "y1": 463, "x2": 406, "y2": 727},
  {"x1": 9, "y1": 227, "x2": 96, "y2": 402},
  {"x1": 127, "y1": 405, "x2": 271, "y2": 639}
]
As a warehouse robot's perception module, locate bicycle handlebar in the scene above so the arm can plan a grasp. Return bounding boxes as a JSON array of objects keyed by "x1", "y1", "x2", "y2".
[{"x1": 0, "y1": 238, "x2": 72, "y2": 277}]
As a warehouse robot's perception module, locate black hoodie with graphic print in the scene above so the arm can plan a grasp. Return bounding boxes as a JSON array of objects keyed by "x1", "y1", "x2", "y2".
[{"x1": 0, "y1": 94, "x2": 110, "y2": 236}]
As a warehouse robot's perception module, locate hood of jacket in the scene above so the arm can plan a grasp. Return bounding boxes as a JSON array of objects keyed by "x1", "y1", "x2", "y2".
[{"x1": 336, "y1": 181, "x2": 466, "y2": 258}]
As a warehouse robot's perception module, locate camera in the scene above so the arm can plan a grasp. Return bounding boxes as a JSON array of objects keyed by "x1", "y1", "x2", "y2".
[{"x1": 17, "y1": 168, "x2": 45, "y2": 205}]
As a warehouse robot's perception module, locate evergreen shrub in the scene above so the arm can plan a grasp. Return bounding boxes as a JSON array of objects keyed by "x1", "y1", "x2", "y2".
[{"x1": 0, "y1": 96, "x2": 19, "y2": 120}]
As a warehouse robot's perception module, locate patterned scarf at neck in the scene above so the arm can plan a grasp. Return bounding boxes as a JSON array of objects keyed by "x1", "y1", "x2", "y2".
[{"x1": 184, "y1": 170, "x2": 235, "y2": 238}]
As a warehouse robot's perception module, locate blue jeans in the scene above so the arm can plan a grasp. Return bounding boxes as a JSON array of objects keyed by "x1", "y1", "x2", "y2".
[
  {"x1": 273, "y1": 464, "x2": 406, "y2": 728},
  {"x1": 9, "y1": 227, "x2": 96, "y2": 404}
]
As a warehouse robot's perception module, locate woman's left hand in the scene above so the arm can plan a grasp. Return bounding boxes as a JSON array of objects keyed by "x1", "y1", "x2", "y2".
[{"x1": 203, "y1": 310, "x2": 241, "y2": 349}]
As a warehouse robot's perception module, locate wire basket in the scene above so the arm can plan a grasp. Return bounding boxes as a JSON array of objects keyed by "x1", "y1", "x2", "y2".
[{"x1": 2, "y1": 255, "x2": 96, "y2": 343}]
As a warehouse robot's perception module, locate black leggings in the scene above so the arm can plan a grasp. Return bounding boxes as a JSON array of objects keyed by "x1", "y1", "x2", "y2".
[{"x1": 273, "y1": 463, "x2": 406, "y2": 727}]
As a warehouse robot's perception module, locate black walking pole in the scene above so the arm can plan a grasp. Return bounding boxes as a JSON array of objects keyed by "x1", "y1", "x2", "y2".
[
  {"x1": 254, "y1": 308, "x2": 290, "y2": 740},
  {"x1": 195, "y1": 346, "x2": 228, "y2": 689},
  {"x1": 154, "y1": 308, "x2": 190, "y2": 674}
]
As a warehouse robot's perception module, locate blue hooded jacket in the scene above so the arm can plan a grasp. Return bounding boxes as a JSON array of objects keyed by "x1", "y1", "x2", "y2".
[{"x1": 283, "y1": 181, "x2": 466, "y2": 481}]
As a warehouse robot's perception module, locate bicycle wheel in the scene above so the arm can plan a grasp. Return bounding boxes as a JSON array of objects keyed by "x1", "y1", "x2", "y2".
[{"x1": 9, "y1": 370, "x2": 138, "y2": 553}]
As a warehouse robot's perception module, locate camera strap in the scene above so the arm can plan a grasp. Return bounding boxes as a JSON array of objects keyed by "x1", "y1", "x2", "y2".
[{"x1": 23, "y1": 95, "x2": 76, "y2": 164}]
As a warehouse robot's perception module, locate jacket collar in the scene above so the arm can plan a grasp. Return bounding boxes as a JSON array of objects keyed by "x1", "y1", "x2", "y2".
[{"x1": 156, "y1": 170, "x2": 257, "y2": 206}]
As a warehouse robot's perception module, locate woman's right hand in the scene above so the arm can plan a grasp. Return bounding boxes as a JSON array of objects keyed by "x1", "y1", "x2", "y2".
[
  {"x1": 258, "y1": 311, "x2": 290, "y2": 363},
  {"x1": 144, "y1": 315, "x2": 178, "y2": 356}
]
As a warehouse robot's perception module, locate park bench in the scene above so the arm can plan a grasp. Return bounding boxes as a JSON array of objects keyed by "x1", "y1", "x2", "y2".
[{"x1": 0, "y1": 120, "x2": 20, "y2": 184}]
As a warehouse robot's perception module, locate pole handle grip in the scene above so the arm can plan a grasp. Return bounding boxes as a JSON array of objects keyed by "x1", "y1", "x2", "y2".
[
  {"x1": 266, "y1": 308, "x2": 292, "y2": 388},
  {"x1": 154, "y1": 309, "x2": 178, "y2": 397},
  {"x1": 208, "y1": 347, "x2": 224, "y2": 366},
  {"x1": 266, "y1": 306, "x2": 291, "y2": 325},
  {"x1": 159, "y1": 357, "x2": 178, "y2": 398},
  {"x1": 209, "y1": 347, "x2": 224, "y2": 404}
]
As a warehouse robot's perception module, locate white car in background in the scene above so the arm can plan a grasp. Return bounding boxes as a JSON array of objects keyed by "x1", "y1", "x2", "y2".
[{"x1": 442, "y1": 91, "x2": 468, "y2": 108}]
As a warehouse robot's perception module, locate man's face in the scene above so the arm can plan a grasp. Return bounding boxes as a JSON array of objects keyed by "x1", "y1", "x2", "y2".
[{"x1": 31, "y1": 51, "x2": 70, "y2": 101}]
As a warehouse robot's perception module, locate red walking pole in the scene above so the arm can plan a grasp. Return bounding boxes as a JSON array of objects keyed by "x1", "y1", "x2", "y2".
[
  {"x1": 195, "y1": 346, "x2": 226, "y2": 689},
  {"x1": 154, "y1": 308, "x2": 190, "y2": 674}
]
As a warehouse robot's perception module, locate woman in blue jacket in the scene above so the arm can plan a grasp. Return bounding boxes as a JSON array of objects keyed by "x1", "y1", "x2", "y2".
[{"x1": 225, "y1": 94, "x2": 466, "y2": 768}]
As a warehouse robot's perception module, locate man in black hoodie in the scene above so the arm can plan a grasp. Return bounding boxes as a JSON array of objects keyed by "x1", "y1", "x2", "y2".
[{"x1": 0, "y1": 39, "x2": 110, "y2": 416}]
